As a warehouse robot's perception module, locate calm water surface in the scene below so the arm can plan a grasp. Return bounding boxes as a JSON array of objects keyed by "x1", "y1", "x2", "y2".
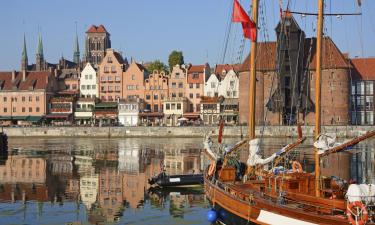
[{"x1": 0, "y1": 137, "x2": 374, "y2": 225}]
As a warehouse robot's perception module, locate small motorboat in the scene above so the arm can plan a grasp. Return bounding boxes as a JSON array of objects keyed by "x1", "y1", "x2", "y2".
[{"x1": 148, "y1": 171, "x2": 203, "y2": 187}]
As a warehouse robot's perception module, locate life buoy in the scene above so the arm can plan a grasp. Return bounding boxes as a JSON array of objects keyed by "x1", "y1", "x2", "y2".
[
  {"x1": 346, "y1": 201, "x2": 369, "y2": 225},
  {"x1": 208, "y1": 161, "x2": 216, "y2": 176},
  {"x1": 292, "y1": 161, "x2": 304, "y2": 173}
]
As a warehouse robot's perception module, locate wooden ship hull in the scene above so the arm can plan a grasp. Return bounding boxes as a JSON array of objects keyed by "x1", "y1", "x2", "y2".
[{"x1": 205, "y1": 172, "x2": 375, "y2": 225}]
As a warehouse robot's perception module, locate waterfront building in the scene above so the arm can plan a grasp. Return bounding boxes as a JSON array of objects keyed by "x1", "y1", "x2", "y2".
[
  {"x1": 56, "y1": 68, "x2": 80, "y2": 95},
  {"x1": 80, "y1": 63, "x2": 98, "y2": 98},
  {"x1": 122, "y1": 61, "x2": 148, "y2": 100},
  {"x1": 350, "y1": 58, "x2": 375, "y2": 125},
  {"x1": 93, "y1": 102, "x2": 118, "y2": 126},
  {"x1": 0, "y1": 71, "x2": 57, "y2": 125},
  {"x1": 169, "y1": 64, "x2": 187, "y2": 98},
  {"x1": 204, "y1": 73, "x2": 220, "y2": 97},
  {"x1": 186, "y1": 64, "x2": 210, "y2": 114},
  {"x1": 46, "y1": 95, "x2": 75, "y2": 125},
  {"x1": 98, "y1": 49, "x2": 127, "y2": 102},
  {"x1": 218, "y1": 69, "x2": 239, "y2": 98},
  {"x1": 141, "y1": 70, "x2": 168, "y2": 125},
  {"x1": 118, "y1": 98, "x2": 144, "y2": 126},
  {"x1": 214, "y1": 64, "x2": 240, "y2": 80},
  {"x1": 162, "y1": 97, "x2": 188, "y2": 126},
  {"x1": 84, "y1": 25, "x2": 111, "y2": 67},
  {"x1": 239, "y1": 15, "x2": 350, "y2": 125},
  {"x1": 74, "y1": 97, "x2": 96, "y2": 125},
  {"x1": 200, "y1": 96, "x2": 221, "y2": 125}
]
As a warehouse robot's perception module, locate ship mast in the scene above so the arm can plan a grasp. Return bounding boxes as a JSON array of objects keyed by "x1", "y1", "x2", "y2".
[
  {"x1": 314, "y1": 0, "x2": 324, "y2": 197},
  {"x1": 248, "y1": 0, "x2": 259, "y2": 139}
]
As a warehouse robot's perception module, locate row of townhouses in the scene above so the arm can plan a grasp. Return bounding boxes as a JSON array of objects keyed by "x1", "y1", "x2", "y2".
[{"x1": 0, "y1": 18, "x2": 375, "y2": 126}]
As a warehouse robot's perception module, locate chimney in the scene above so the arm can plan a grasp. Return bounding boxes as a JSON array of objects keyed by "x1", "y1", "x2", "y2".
[
  {"x1": 11, "y1": 71, "x2": 16, "y2": 82},
  {"x1": 22, "y1": 70, "x2": 26, "y2": 81}
]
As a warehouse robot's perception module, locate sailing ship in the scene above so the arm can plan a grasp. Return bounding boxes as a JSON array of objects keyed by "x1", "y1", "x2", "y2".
[{"x1": 204, "y1": 0, "x2": 375, "y2": 224}]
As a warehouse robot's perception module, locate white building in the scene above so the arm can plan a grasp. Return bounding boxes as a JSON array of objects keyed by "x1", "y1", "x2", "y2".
[
  {"x1": 80, "y1": 173, "x2": 99, "y2": 210},
  {"x1": 218, "y1": 69, "x2": 239, "y2": 98},
  {"x1": 163, "y1": 97, "x2": 188, "y2": 126},
  {"x1": 74, "y1": 98, "x2": 96, "y2": 125},
  {"x1": 204, "y1": 74, "x2": 220, "y2": 97},
  {"x1": 80, "y1": 63, "x2": 98, "y2": 98},
  {"x1": 118, "y1": 99, "x2": 143, "y2": 126}
]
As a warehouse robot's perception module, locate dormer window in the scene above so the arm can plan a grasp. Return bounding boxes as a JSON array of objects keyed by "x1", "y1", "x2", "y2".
[{"x1": 107, "y1": 57, "x2": 112, "y2": 63}]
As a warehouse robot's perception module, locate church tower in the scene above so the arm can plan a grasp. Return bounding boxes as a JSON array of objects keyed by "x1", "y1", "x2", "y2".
[
  {"x1": 85, "y1": 25, "x2": 111, "y2": 67},
  {"x1": 21, "y1": 34, "x2": 28, "y2": 71},
  {"x1": 36, "y1": 33, "x2": 45, "y2": 71},
  {"x1": 73, "y1": 32, "x2": 80, "y2": 65}
]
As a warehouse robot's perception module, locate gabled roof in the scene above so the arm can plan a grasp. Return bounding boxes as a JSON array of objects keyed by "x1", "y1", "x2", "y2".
[
  {"x1": 0, "y1": 71, "x2": 52, "y2": 91},
  {"x1": 187, "y1": 64, "x2": 209, "y2": 74},
  {"x1": 86, "y1": 25, "x2": 108, "y2": 34},
  {"x1": 350, "y1": 58, "x2": 375, "y2": 80},
  {"x1": 240, "y1": 37, "x2": 350, "y2": 72},
  {"x1": 214, "y1": 64, "x2": 240, "y2": 75},
  {"x1": 135, "y1": 63, "x2": 147, "y2": 72}
]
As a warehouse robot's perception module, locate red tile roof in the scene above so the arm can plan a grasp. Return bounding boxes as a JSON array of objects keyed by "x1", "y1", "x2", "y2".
[
  {"x1": 188, "y1": 64, "x2": 209, "y2": 74},
  {"x1": 86, "y1": 25, "x2": 108, "y2": 33},
  {"x1": 350, "y1": 58, "x2": 375, "y2": 80},
  {"x1": 214, "y1": 64, "x2": 241, "y2": 75},
  {"x1": 187, "y1": 73, "x2": 204, "y2": 84},
  {"x1": 240, "y1": 37, "x2": 350, "y2": 72},
  {"x1": 0, "y1": 71, "x2": 51, "y2": 91}
]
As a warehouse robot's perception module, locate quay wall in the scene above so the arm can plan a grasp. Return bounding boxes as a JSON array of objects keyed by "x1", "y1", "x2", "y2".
[{"x1": 2, "y1": 126, "x2": 373, "y2": 138}]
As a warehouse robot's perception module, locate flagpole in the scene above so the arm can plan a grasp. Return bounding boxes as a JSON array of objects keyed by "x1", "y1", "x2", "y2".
[{"x1": 248, "y1": 0, "x2": 259, "y2": 139}]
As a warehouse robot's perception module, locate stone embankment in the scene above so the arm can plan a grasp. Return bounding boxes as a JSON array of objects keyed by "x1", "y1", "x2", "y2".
[{"x1": 2, "y1": 126, "x2": 373, "y2": 138}]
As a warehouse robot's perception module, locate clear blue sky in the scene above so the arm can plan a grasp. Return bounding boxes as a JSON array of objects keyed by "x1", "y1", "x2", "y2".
[{"x1": 0, "y1": 0, "x2": 374, "y2": 70}]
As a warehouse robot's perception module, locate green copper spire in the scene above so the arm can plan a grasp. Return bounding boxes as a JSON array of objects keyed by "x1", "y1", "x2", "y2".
[
  {"x1": 73, "y1": 33, "x2": 80, "y2": 64},
  {"x1": 36, "y1": 33, "x2": 44, "y2": 59},
  {"x1": 22, "y1": 34, "x2": 28, "y2": 61}
]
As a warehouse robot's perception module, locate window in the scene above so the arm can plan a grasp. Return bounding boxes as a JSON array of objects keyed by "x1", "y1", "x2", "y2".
[
  {"x1": 154, "y1": 104, "x2": 159, "y2": 112},
  {"x1": 72, "y1": 84, "x2": 77, "y2": 90},
  {"x1": 166, "y1": 103, "x2": 170, "y2": 110},
  {"x1": 115, "y1": 76, "x2": 121, "y2": 81},
  {"x1": 171, "y1": 103, "x2": 176, "y2": 110},
  {"x1": 154, "y1": 94, "x2": 158, "y2": 100},
  {"x1": 104, "y1": 66, "x2": 109, "y2": 73},
  {"x1": 178, "y1": 83, "x2": 183, "y2": 88},
  {"x1": 107, "y1": 57, "x2": 112, "y2": 63},
  {"x1": 357, "y1": 96, "x2": 365, "y2": 111},
  {"x1": 178, "y1": 92, "x2": 183, "y2": 97},
  {"x1": 36, "y1": 107, "x2": 40, "y2": 112},
  {"x1": 177, "y1": 103, "x2": 181, "y2": 110},
  {"x1": 196, "y1": 83, "x2": 200, "y2": 88},
  {"x1": 211, "y1": 82, "x2": 216, "y2": 88},
  {"x1": 132, "y1": 75, "x2": 136, "y2": 80},
  {"x1": 115, "y1": 86, "x2": 121, "y2": 91},
  {"x1": 146, "y1": 95, "x2": 151, "y2": 100},
  {"x1": 366, "y1": 96, "x2": 374, "y2": 111},
  {"x1": 3, "y1": 97, "x2": 6, "y2": 102},
  {"x1": 196, "y1": 93, "x2": 200, "y2": 98},
  {"x1": 233, "y1": 91, "x2": 237, "y2": 97},
  {"x1": 366, "y1": 111, "x2": 374, "y2": 125},
  {"x1": 87, "y1": 85, "x2": 91, "y2": 90},
  {"x1": 172, "y1": 93, "x2": 176, "y2": 98},
  {"x1": 196, "y1": 104, "x2": 200, "y2": 112},
  {"x1": 92, "y1": 85, "x2": 96, "y2": 89},
  {"x1": 108, "y1": 76, "x2": 113, "y2": 82},
  {"x1": 89, "y1": 74, "x2": 93, "y2": 79},
  {"x1": 85, "y1": 75, "x2": 89, "y2": 79},
  {"x1": 36, "y1": 96, "x2": 39, "y2": 102},
  {"x1": 175, "y1": 73, "x2": 180, "y2": 78},
  {"x1": 101, "y1": 76, "x2": 106, "y2": 82},
  {"x1": 108, "y1": 86, "x2": 113, "y2": 91},
  {"x1": 3, "y1": 108, "x2": 7, "y2": 113},
  {"x1": 356, "y1": 82, "x2": 365, "y2": 95},
  {"x1": 101, "y1": 86, "x2": 105, "y2": 91},
  {"x1": 230, "y1": 81, "x2": 235, "y2": 88},
  {"x1": 227, "y1": 91, "x2": 231, "y2": 96},
  {"x1": 22, "y1": 96, "x2": 25, "y2": 102},
  {"x1": 81, "y1": 85, "x2": 86, "y2": 90},
  {"x1": 189, "y1": 83, "x2": 193, "y2": 88},
  {"x1": 172, "y1": 82, "x2": 176, "y2": 88},
  {"x1": 29, "y1": 96, "x2": 32, "y2": 101},
  {"x1": 12, "y1": 107, "x2": 16, "y2": 113},
  {"x1": 22, "y1": 107, "x2": 25, "y2": 112},
  {"x1": 189, "y1": 93, "x2": 194, "y2": 98},
  {"x1": 366, "y1": 81, "x2": 374, "y2": 95},
  {"x1": 192, "y1": 73, "x2": 199, "y2": 79},
  {"x1": 111, "y1": 65, "x2": 116, "y2": 72},
  {"x1": 12, "y1": 97, "x2": 17, "y2": 102},
  {"x1": 161, "y1": 94, "x2": 164, "y2": 100}
]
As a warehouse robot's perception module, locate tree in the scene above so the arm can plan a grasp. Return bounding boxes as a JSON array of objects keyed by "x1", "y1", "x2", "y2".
[
  {"x1": 168, "y1": 51, "x2": 184, "y2": 70},
  {"x1": 146, "y1": 60, "x2": 168, "y2": 73}
]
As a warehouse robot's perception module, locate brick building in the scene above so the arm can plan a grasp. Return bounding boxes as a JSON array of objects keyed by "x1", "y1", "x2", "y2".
[
  {"x1": 169, "y1": 64, "x2": 188, "y2": 98},
  {"x1": 239, "y1": 15, "x2": 350, "y2": 126},
  {"x1": 122, "y1": 61, "x2": 148, "y2": 100},
  {"x1": 84, "y1": 25, "x2": 111, "y2": 67}
]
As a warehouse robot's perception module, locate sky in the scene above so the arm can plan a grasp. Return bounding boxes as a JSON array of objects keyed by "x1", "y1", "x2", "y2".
[{"x1": 0, "y1": 0, "x2": 374, "y2": 70}]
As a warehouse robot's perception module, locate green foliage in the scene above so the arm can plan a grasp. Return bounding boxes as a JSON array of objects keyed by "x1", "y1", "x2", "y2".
[
  {"x1": 168, "y1": 51, "x2": 184, "y2": 70},
  {"x1": 147, "y1": 60, "x2": 168, "y2": 73}
]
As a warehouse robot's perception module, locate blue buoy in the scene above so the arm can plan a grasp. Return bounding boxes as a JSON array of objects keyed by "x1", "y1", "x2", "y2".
[{"x1": 207, "y1": 209, "x2": 218, "y2": 223}]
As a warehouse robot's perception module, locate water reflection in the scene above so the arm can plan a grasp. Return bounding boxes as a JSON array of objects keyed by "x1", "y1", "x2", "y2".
[
  {"x1": 0, "y1": 138, "x2": 208, "y2": 225},
  {"x1": 0, "y1": 137, "x2": 373, "y2": 224}
]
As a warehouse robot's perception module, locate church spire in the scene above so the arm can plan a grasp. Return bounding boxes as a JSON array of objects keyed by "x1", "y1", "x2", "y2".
[
  {"x1": 21, "y1": 33, "x2": 28, "y2": 71},
  {"x1": 73, "y1": 32, "x2": 80, "y2": 64},
  {"x1": 36, "y1": 32, "x2": 45, "y2": 71}
]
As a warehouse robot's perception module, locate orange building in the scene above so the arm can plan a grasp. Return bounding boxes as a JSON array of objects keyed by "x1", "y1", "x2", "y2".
[
  {"x1": 144, "y1": 70, "x2": 169, "y2": 113},
  {"x1": 122, "y1": 61, "x2": 148, "y2": 100},
  {"x1": 186, "y1": 64, "x2": 210, "y2": 113},
  {"x1": 98, "y1": 49, "x2": 127, "y2": 102}
]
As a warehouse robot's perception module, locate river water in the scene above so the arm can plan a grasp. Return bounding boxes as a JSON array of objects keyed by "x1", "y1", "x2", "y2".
[{"x1": 0, "y1": 137, "x2": 374, "y2": 225}]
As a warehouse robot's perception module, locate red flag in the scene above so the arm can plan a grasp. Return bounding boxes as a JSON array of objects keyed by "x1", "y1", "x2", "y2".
[{"x1": 232, "y1": 0, "x2": 257, "y2": 41}]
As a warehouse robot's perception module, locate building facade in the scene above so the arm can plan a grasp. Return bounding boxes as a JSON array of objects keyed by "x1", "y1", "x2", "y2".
[
  {"x1": 218, "y1": 69, "x2": 239, "y2": 98},
  {"x1": 122, "y1": 61, "x2": 148, "y2": 100},
  {"x1": 118, "y1": 99, "x2": 144, "y2": 126},
  {"x1": 163, "y1": 97, "x2": 188, "y2": 126},
  {"x1": 186, "y1": 64, "x2": 210, "y2": 113},
  {"x1": 144, "y1": 71, "x2": 169, "y2": 112},
  {"x1": 204, "y1": 74, "x2": 220, "y2": 97},
  {"x1": 80, "y1": 63, "x2": 98, "y2": 98},
  {"x1": 84, "y1": 25, "x2": 111, "y2": 67},
  {"x1": 98, "y1": 49, "x2": 126, "y2": 102},
  {"x1": 169, "y1": 65, "x2": 187, "y2": 98}
]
